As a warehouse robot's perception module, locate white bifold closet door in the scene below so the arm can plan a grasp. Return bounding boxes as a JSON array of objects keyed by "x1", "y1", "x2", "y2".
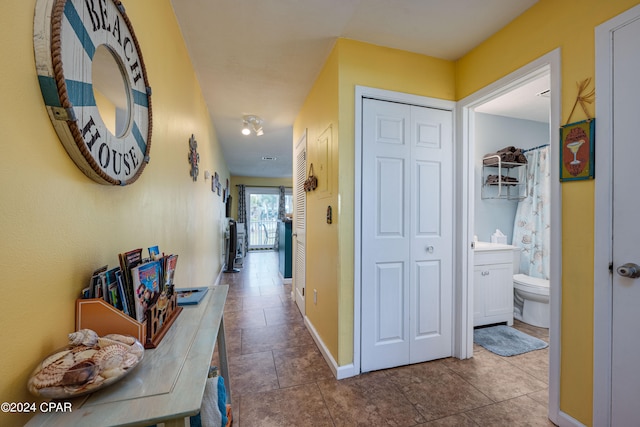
[{"x1": 361, "y1": 98, "x2": 453, "y2": 372}]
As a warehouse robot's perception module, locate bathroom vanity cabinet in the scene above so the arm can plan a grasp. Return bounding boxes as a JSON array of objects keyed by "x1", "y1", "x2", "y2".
[{"x1": 474, "y1": 243, "x2": 515, "y2": 327}]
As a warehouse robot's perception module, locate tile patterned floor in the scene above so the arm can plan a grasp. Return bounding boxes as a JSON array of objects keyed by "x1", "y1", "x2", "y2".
[{"x1": 215, "y1": 251, "x2": 555, "y2": 426}]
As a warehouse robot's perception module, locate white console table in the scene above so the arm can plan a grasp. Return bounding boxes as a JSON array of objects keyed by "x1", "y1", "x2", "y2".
[{"x1": 26, "y1": 285, "x2": 230, "y2": 427}]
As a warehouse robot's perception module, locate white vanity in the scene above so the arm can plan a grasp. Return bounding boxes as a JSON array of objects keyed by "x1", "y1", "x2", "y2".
[{"x1": 473, "y1": 242, "x2": 519, "y2": 327}]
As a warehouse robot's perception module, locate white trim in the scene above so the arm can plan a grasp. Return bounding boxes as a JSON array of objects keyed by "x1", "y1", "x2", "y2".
[
  {"x1": 557, "y1": 410, "x2": 588, "y2": 427},
  {"x1": 279, "y1": 272, "x2": 292, "y2": 285},
  {"x1": 456, "y1": 48, "x2": 562, "y2": 425},
  {"x1": 305, "y1": 317, "x2": 356, "y2": 379},
  {"x1": 354, "y1": 86, "x2": 456, "y2": 377},
  {"x1": 214, "y1": 264, "x2": 224, "y2": 286},
  {"x1": 593, "y1": 5, "x2": 640, "y2": 426},
  {"x1": 454, "y1": 92, "x2": 474, "y2": 360},
  {"x1": 245, "y1": 186, "x2": 280, "y2": 250},
  {"x1": 292, "y1": 130, "x2": 307, "y2": 313}
]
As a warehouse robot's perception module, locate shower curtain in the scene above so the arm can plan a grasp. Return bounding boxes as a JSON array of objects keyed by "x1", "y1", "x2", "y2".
[{"x1": 512, "y1": 145, "x2": 550, "y2": 279}]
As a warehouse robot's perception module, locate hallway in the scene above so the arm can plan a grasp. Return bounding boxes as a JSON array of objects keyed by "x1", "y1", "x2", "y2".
[{"x1": 215, "y1": 251, "x2": 553, "y2": 426}]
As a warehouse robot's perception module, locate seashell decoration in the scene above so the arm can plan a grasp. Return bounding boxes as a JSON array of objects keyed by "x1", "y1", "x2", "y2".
[
  {"x1": 102, "y1": 333, "x2": 137, "y2": 346},
  {"x1": 28, "y1": 329, "x2": 144, "y2": 399},
  {"x1": 68, "y1": 329, "x2": 99, "y2": 347}
]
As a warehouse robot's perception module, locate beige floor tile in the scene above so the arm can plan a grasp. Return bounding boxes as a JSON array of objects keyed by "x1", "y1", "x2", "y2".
[
  {"x1": 504, "y1": 348, "x2": 549, "y2": 384},
  {"x1": 465, "y1": 395, "x2": 555, "y2": 426},
  {"x1": 223, "y1": 295, "x2": 243, "y2": 313},
  {"x1": 513, "y1": 320, "x2": 549, "y2": 341},
  {"x1": 528, "y1": 388, "x2": 549, "y2": 406},
  {"x1": 384, "y1": 359, "x2": 454, "y2": 386},
  {"x1": 259, "y1": 284, "x2": 289, "y2": 296},
  {"x1": 228, "y1": 351, "x2": 279, "y2": 396},
  {"x1": 317, "y1": 371, "x2": 426, "y2": 426},
  {"x1": 223, "y1": 308, "x2": 267, "y2": 331},
  {"x1": 226, "y1": 252, "x2": 553, "y2": 427},
  {"x1": 241, "y1": 322, "x2": 315, "y2": 354},
  {"x1": 388, "y1": 366, "x2": 492, "y2": 421},
  {"x1": 264, "y1": 304, "x2": 304, "y2": 326},
  {"x1": 242, "y1": 294, "x2": 285, "y2": 310},
  {"x1": 240, "y1": 383, "x2": 334, "y2": 427},
  {"x1": 417, "y1": 413, "x2": 479, "y2": 426},
  {"x1": 444, "y1": 349, "x2": 547, "y2": 402},
  {"x1": 273, "y1": 345, "x2": 334, "y2": 388},
  {"x1": 212, "y1": 326, "x2": 242, "y2": 369}
]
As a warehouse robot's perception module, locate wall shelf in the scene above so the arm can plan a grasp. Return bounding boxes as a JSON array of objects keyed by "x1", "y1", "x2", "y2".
[{"x1": 481, "y1": 155, "x2": 527, "y2": 200}]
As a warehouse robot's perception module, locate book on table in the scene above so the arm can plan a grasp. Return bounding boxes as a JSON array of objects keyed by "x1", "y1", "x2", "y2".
[
  {"x1": 176, "y1": 287, "x2": 208, "y2": 306},
  {"x1": 131, "y1": 260, "x2": 163, "y2": 322},
  {"x1": 118, "y1": 248, "x2": 143, "y2": 318}
]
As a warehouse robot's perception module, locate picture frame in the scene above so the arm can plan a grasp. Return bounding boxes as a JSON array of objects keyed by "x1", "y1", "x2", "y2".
[
  {"x1": 212, "y1": 172, "x2": 219, "y2": 194},
  {"x1": 559, "y1": 119, "x2": 595, "y2": 181}
]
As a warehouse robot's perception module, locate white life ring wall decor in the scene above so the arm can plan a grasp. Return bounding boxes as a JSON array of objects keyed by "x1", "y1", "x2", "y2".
[{"x1": 34, "y1": 0, "x2": 152, "y2": 185}]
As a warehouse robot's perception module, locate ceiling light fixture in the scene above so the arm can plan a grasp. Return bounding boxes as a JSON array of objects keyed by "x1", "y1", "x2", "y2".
[{"x1": 242, "y1": 115, "x2": 264, "y2": 136}]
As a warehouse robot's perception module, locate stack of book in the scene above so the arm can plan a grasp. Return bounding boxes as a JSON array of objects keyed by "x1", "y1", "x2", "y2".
[{"x1": 81, "y1": 246, "x2": 178, "y2": 324}]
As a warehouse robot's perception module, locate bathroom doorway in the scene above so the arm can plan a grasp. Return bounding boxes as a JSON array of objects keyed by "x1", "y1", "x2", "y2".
[{"x1": 457, "y1": 49, "x2": 561, "y2": 424}]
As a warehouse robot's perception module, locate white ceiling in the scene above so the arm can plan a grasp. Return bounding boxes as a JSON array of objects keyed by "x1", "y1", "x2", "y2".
[
  {"x1": 170, "y1": 0, "x2": 540, "y2": 178},
  {"x1": 475, "y1": 74, "x2": 551, "y2": 123}
]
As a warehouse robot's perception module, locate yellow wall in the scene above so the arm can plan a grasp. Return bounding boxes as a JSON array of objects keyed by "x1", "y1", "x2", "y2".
[
  {"x1": 336, "y1": 40, "x2": 455, "y2": 365},
  {"x1": 5, "y1": 1, "x2": 639, "y2": 424},
  {"x1": 298, "y1": 2, "x2": 639, "y2": 424},
  {"x1": 456, "y1": 0, "x2": 640, "y2": 423},
  {"x1": 0, "y1": 2, "x2": 228, "y2": 425},
  {"x1": 295, "y1": 39, "x2": 456, "y2": 364},
  {"x1": 293, "y1": 45, "x2": 341, "y2": 358}
]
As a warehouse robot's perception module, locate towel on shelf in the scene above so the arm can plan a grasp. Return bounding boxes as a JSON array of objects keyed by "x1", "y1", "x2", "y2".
[
  {"x1": 485, "y1": 174, "x2": 519, "y2": 186},
  {"x1": 483, "y1": 146, "x2": 527, "y2": 165}
]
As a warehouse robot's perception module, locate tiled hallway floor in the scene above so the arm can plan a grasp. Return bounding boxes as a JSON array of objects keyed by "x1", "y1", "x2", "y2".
[{"x1": 215, "y1": 251, "x2": 554, "y2": 426}]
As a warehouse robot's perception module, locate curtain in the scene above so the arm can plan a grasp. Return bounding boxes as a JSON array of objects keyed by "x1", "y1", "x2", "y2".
[
  {"x1": 512, "y1": 145, "x2": 550, "y2": 279},
  {"x1": 237, "y1": 185, "x2": 248, "y2": 254},
  {"x1": 278, "y1": 186, "x2": 286, "y2": 220},
  {"x1": 272, "y1": 186, "x2": 286, "y2": 250}
]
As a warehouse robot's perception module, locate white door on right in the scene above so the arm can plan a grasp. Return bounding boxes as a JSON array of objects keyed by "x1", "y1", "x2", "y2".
[
  {"x1": 360, "y1": 98, "x2": 453, "y2": 372},
  {"x1": 611, "y1": 13, "x2": 640, "y2": 425}
]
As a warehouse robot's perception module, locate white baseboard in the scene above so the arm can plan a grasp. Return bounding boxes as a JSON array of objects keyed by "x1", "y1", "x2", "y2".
[
  {"x1": 556, "y1": 410, "x2": 587, "y2": 427},
  {"x1": 304, "y1": 317, "x2": 357, "y2": 380},
  {"x1": 278, "y1": 272, "x2": 292, "y2": 285},
  {"x1": 214, "y1": 264, "x2": 224, "y2": 286}
]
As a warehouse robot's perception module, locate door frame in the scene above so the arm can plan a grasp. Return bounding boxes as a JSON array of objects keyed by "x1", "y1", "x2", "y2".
[
  {"x1": 457, "y1": 49, "x2": 561, "y2": 425},
  {"x1": 354, "y1": 86, "x2": 456, "y2": 376},
  {"x1": 593, "y1": 5, "x2": 640, "y2": 425},
  {"x1": 244, "y1": 186, "x2": 280, "y2": 250},
  {"x1": 292, "y1": 130, "x2": 307, "y2": 316}
]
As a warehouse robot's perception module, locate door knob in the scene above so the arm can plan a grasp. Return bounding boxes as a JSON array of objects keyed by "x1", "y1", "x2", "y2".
[
  {"x1": 617, "y1": 263, "x2": 640, "y2": 278},
  {"x1": 426, "y1": 246, "x2": 434, "y2": 254}
]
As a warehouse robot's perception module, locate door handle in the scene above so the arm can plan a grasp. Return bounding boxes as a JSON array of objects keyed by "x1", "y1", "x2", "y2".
[
  {"x1": 426, "y1": 246, "x2": 434, "y2": 254},
  {"x1": 617, "y1": 263, "x2": 640, "y2": 279}
]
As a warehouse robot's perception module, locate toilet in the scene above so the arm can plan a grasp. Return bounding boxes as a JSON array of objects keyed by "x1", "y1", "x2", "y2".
[{"x1": 513, "y1": 273, "x2": 550, "y2": 328}]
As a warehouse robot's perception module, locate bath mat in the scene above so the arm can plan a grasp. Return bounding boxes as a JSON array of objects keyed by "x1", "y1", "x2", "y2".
[{"x1": 473, "y1": 325, "x2": 548, "y2": 357}]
